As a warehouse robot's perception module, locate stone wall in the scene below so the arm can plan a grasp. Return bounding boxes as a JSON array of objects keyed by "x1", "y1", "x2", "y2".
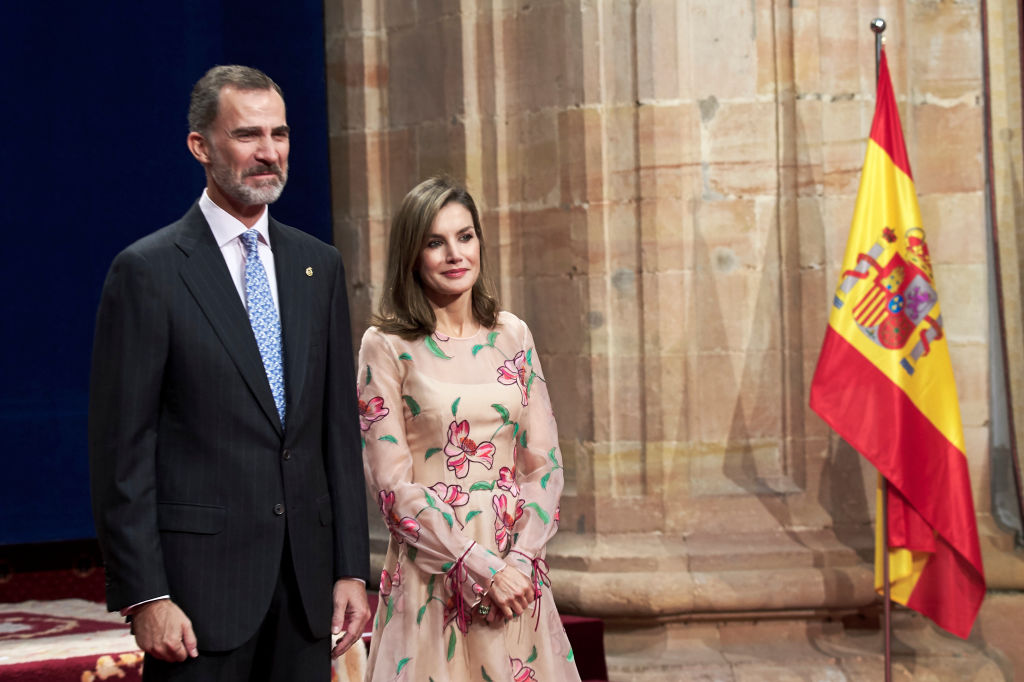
[{"x1": 325, "y1": 0, "x2": 1024, "y2": 677}]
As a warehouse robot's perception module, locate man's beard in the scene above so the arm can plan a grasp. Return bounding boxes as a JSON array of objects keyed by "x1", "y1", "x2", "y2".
[{"x1": 210, "y1": 159, "x2": 288, "y2": 206}]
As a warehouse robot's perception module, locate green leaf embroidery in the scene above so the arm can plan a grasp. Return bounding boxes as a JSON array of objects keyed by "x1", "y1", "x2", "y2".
[
  {"x1": 526, "y1": 372, "x2": 536, "y2": 397},
  {"x1": 416, "y1": 604, "x2": 427, "y2": 625},
  {"x1": 365, "y1": 364, "x2": 372, "y2": 386},
  {"x1": 396, "y1": 657, "x2": 411, "y2": 674},
  {"x1": 520, "y1": 431, "x2": 528, "y2": 448},
  {"x1": 469, "y1": 481, "x2": 495, "y2": 492},
  {"x1": 540, "y1": 471, "x2": 551, "y2": 490},
  {"x1": 384, "y1": 596, "x2": 394, "y2": 626},
  {"x1": 512, "y1": 422, "x2": 520, "y2": 440},
  {"x1": 373, "y1": 611, "x2": 379, "y2": 629},
  {"x1": 485, "y1": 549, "x2": 498, "y2": 557},
  {"x1": 441, "y1": 511, "x2": 454, "y2": 529},
  {"x1": 525, "y1": 502, "x2": 551, "y2": 524},
  {"x1": 378, "y1": 434, "x2": 398, "y2": 444},
  {"x1": 408, "y1": 546, "x2": 418, "y2": 562},
  {"x1": 361, "y1": 436, "x2": 366, "y2": 450},
  {"x1": 487, "y1": 331, "x2": 499, "y2": 347},
  {"x1": 425, "y1": 491, "x2": 439, "y2": 510},
  {"x1": 492, "y1": 403, "x2": 510, "y2": 424},
  {"x1": 481, "y1": 666, "x2": 494, "y2": 682},
  {"x1": 399, "y1": 352, "x2": 412, "y2": 361},
  {"x1": 451, "y1": 397, "x2": 461, "y2": 417},
  {"x1": 465, "y1": 510, "x2": 481, "y2": 522},
  {"x1": 426, "y1": 335, "x2": 452, "y2": 360},
  {"x1": 568, "y1": 648, "x2": 575, "y2": 661},
  {"x1": 447, "y1": 626, "x2": 457, "y2": 661},
  {"x1": 472, "y1": 344, "x2": 485, "y2": 356},
  {"x1": 441, "y1": 561, "x2": 454, "y2": 572},
  {"x1": 526, "y1": 645, "x2": 538, "y2": 663},
  {"x1": 402, "y1": 394, "x2": 421, "y2": 416},
  {"x1": 426, "y1": 574, "x2": 436, "y2": 598},
  {"x1": 526, "y1": 348, "x2": 534, "y2": 366},
  {"x1": 425, "y1": 447, "x2": 442, "y2": 460},
  {"x1": 547, "y1": 447, "x2": 558, "y2": 466}
]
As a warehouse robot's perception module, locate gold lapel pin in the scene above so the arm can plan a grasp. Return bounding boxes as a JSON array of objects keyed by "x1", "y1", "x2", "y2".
[{"x1": 305, "y1": 267, "x2": 313, "y2": 277}]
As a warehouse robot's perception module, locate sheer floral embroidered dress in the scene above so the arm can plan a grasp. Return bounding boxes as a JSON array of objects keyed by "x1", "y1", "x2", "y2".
[{"x1": 359, "y1": 311, "x2": 581, "y2": 682}]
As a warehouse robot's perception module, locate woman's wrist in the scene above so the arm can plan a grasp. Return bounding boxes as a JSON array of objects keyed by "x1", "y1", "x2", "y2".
[{"x1": 482, "y1": 563, "x2": 508, "y2": 598}]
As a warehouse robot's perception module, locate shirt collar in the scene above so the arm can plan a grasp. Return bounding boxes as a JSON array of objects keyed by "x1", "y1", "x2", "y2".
[{"x1": 199, "y1": 189, "x2": 271, "y2": 248}]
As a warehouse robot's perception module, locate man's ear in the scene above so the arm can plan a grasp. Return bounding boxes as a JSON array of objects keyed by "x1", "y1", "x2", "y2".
[{"x1": 187, "y1": 131, "x2": 210, "y2": 165}]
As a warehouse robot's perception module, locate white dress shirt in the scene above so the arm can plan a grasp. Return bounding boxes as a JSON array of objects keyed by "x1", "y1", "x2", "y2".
[{"x1": 199, "y1": 189, "x2": 281, "y2": 311}]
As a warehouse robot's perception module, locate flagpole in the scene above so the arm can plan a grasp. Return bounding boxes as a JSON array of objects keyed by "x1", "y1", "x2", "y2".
[{"x1": 869, "y1": 19, "x2": 893, "y2": 682}]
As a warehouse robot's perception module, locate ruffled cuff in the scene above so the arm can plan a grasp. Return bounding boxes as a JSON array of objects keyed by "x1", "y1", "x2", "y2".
[{"x1": 444, "y1": 542, "x2": 507, "y2": 626}]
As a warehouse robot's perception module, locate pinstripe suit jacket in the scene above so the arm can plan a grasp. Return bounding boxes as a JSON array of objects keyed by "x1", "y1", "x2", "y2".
[{"x1": 88, "y1": 203, "x2": 369, "y2": 651}]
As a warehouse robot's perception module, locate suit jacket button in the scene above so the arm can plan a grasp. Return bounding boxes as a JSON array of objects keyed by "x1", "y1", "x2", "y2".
[
  {"x1": 273, "y1": 503, "x2": 285, "y2": 516},
  {"x1": 282, "y1": 449, "x2": 291, "y2": 461}
]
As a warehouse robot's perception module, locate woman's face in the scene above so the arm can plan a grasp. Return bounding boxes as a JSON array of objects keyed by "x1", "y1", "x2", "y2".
[{"x1": 417, "y1": 202, "x2": 480, "y2": 304}]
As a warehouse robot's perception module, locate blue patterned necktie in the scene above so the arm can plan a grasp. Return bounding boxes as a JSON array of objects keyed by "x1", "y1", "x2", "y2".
[{"x1": 240, "y1": 229, "x2": 286, "y2": 426}]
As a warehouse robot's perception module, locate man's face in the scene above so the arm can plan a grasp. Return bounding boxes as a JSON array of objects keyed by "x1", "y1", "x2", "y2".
[{"x1": 200, "y1": 86, "x2": 290, "y2": 208}]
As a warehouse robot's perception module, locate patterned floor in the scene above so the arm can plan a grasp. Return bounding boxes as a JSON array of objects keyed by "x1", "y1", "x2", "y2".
[{"x1": 0, "y1": 599, "x2": 365, "y2": 681}]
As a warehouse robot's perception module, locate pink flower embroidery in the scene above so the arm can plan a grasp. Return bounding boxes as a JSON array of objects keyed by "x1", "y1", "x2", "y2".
[
  {"x1": 430, "y1": 482, "x2": 469, "y2": 507},
  {"x1": 444, "y1": 420, "x2": 495, "y2": 479},
  {"x1": 496, "y1": 350, "x2": 529, "y2": 406},
  {"x1": 434, "y1": 331, "x2": 450, "y2": 342},
  {"x1": 510, "y1": 657, "x2": 537, "y2": 681},
  {"x1": 358, "y1": 394, "x2": 389, "y2": 431},
  {"x1": 497, "y1": 440, "x2": 520, "y2": 496},
  {"x1": 378, "y1": 490, "x2": 420, "y2": 544},
  {"x1": 554, "y1": 506, "x2": 560, "y2": 525},
  {"x1": 497, "y1": 466, "x2": 520, "y2": 497},
  {"x1": 493, "y1": 493, "x2": 525, "y2": 554},
  {"x1": 380, "y1": 563, "x2": 402, "y2": 597}
]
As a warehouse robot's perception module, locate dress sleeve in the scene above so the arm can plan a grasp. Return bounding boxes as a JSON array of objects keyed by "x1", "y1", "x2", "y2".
[
  {"x1": 359, "y1": 328, "x2": 506, "y2": 603},
  {"x1": 508, "y1": 321, "x2": 565, "y2": 564}
]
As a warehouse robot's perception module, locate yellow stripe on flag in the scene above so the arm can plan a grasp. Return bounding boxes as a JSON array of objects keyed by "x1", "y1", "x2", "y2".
[
  {"x1": 827, "y1": 140, "x2": 965, "y2": 453},
  {"x1": 873, "y1": 475, "x2": 927, "y2": 602}
]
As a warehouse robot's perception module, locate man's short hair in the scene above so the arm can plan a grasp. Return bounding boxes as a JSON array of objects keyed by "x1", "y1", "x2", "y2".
[{"x1": 188, "y1": 65, "x2": 283, "y2": 135}]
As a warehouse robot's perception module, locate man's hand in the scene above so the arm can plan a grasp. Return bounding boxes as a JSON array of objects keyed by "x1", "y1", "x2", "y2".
[
  {"x1": 330, "y1": 578, "x2": 370, "y2": 659},
  {"x1": 131, "y1": 599, "x2": 198, "y2": 662}
]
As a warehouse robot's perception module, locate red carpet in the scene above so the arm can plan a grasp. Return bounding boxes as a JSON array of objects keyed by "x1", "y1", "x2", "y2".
[{"x1": 0, "y1": 599, "x2": 142, "y2": 681}]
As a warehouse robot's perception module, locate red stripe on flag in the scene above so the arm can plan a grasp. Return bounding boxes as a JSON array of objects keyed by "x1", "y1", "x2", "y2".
[
  {"x1": 869, "y1": 50, "x2": 913, "y2": 180},
  {"x1": 810, "y1": 328, "x2": 985, "y2": 638}
]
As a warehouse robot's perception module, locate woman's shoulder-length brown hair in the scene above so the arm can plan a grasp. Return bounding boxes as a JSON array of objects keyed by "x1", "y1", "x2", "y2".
[{"x1": 371, "y1": 176, "x2": 500, "y2": 339}]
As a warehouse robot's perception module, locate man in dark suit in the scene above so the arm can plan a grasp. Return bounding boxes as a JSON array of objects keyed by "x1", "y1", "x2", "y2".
[{"x1": 89, "y1": 65, "x2": 369, "y2": 680}]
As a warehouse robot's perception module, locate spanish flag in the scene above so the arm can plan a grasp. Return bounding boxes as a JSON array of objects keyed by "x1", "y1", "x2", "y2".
[{"x1": 809, "y1": 48, "x2": 985, "y2": 639}]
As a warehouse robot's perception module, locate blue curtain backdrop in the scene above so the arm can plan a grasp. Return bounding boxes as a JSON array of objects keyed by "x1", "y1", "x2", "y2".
[{"x1": 0, "y1": 1, "x2": 334, "y2": 544}]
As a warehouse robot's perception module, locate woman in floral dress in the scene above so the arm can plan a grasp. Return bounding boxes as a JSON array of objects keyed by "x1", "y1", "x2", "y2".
[{"x1": 359, "y1": 176, "x2": 580, "y2": 681}]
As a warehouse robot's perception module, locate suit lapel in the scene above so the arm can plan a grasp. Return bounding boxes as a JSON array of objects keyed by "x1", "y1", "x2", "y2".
[
  {"x1": 271, "y1": 218, "x2": 312, "y2": 416},
  {"x1": 175, "y1": 205, "x2": 284, "y2": 436}
]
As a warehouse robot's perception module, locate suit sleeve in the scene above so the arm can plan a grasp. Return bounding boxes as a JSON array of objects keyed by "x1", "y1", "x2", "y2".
[
  {"x1": 324, "y1": 250, "x2": 370, "y2": 582},
  {"x1": 88, "y1": 248, "x2": 170, "y2": 612}
]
